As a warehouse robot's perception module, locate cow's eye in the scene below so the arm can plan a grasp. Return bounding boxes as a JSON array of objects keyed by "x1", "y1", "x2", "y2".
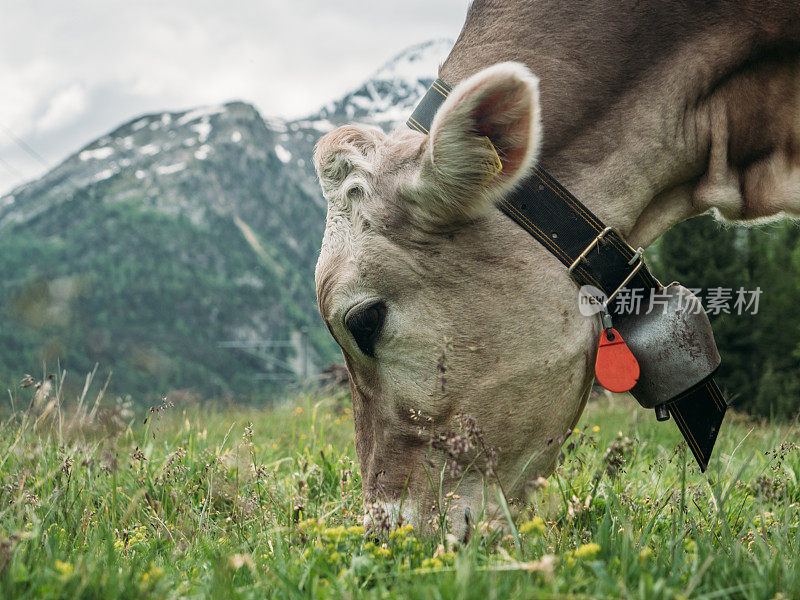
[{"x1": 345, "y1": 301, "x2": 386, "y2": 357}]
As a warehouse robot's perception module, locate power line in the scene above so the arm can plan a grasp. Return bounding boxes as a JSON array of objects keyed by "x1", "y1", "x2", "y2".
[
  {"x1": 218, "y1": 340, "x2": 296, "y2": 349},
  {"x1": 219, "y1": 328, "x2": 315, "y2": 381},
  {"x1": 0, "y1": 123, "x2": 49, "y2": 169},
  {"x1": 0, "y1": 155, "x2": 25, "y2": 181}
]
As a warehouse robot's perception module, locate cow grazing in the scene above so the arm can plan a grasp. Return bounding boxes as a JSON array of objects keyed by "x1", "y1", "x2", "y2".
[{"x1": 313, "y1": 0, "x2": 800, "y2": 540}]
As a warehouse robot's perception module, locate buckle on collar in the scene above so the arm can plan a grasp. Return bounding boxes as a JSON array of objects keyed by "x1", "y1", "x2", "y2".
[
  {"x1": 568, "y1": 226, "x2": 614, "y2": 273},
  {"x1": 568, "y1": 226, "x2": 645, "y2": 306}
]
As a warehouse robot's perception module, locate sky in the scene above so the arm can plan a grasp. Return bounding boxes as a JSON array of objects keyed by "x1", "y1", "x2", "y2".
[{"x1": 0, "y1": 0, "x2": 469, "y2": 194}]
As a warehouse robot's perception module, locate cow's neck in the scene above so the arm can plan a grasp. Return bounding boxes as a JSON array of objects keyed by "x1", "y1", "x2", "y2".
[{"x1": 440, "y1": 0, "x2": 800, "y2": 247}]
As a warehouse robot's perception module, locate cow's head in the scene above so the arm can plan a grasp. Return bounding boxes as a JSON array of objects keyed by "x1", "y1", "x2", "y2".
[{"x1": 314, "y1": 63, "x2": 597, "y2": 540}]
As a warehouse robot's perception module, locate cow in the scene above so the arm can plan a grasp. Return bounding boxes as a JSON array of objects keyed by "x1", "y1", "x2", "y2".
[{"x1": 313, "y1": 0, "x2": 800, "y2": 541}]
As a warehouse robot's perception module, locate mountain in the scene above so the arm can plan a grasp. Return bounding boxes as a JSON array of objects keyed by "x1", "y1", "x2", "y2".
[
  {"x1": 315, "y1": 39, "x2": 452, "y2": 128},
  {"x1": 0, "y1": 39, "x2": 452, "y2": 401}
]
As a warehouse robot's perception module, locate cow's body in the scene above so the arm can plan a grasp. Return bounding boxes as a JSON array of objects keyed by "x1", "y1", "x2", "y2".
[
  {"x1": 444, "y1": 0, "x2": 800, "y2": 241},
  {"x1": 314, "y1": 0, "x2": 800, "y2": 540}
]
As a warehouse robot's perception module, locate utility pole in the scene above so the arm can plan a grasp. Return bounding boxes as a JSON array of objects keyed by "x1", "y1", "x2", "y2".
[{"x1": 300, "y1": 327, "x2": 309, "y2": 381}]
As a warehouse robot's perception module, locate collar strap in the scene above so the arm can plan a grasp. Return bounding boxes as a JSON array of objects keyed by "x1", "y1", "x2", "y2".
[
  {"x1": 407, "y1": 79, "x2": 451, "y2": 134},
  {"x1": 407, "y1": 78, "x2": 726, "y2": 471}
]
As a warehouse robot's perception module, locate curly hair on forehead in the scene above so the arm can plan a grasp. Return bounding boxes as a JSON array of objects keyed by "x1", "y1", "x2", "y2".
[{"x1": 314, "y1": 124, "x2": 386, "y2": 204}]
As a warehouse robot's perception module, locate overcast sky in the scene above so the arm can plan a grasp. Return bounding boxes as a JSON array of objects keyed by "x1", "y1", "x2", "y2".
[{"x1": 0, "y1": 0, "x2": 468, "y2": 194}]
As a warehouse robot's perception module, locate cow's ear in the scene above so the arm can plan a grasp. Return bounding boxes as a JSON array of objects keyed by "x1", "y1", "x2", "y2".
[
  {"x1": 415, "y1": 62, "x2": 541, "y2": 224},
  {"x1": 314, "y1": 125, "x2": 385, "y2": 200}
]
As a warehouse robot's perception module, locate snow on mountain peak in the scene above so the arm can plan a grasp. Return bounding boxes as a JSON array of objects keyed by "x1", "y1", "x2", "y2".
[
  {"x1": 372, "y1": 39, "x2": 452, "y2": 88},
  {"x1": 310, "y1": 38, "x2": 453, "y2": 130}
]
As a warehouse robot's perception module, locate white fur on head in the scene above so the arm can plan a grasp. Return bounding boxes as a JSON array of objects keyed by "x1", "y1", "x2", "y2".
[
  {"x1": 413, "y1": 61, "x2": 542, "y2": 224},
  {"x1": 314, "y1": 125, "x2": 386, "y2": 207}
]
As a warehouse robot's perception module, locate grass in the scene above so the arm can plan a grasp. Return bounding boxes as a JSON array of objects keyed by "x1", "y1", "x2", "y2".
[{"x1": 0, "y1": 373, "x2": 798, "y2": 599}]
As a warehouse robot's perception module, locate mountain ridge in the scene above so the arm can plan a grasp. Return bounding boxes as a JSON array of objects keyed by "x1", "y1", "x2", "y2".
[{"x1": 0, "y1": 39, "x2": 453, "y2": 400}]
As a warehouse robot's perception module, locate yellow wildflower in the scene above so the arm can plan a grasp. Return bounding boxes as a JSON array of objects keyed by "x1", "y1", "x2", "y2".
[
  {"x1": 519, "y1": 516, "x2": 546, "y2": 536},
  {"x1": 322, "y1": 525, "x2": 348, "y2": 541},
  {"x1": 572, "y1": 543, "x2": 601, "y2": 560},
  {"x1": 421, "y1": 557, "x2": 444, "y2": 569},
  {"x1": 347, "y1": 525, "x2": 365, "y2": 536},
  {"x1": 299, "y1": 518, "x2": 321, "y2": 533},
  {"x1": 141, "y1": 563, "x2": 165, "y2": 583},
  {"x1": 54, "y1": 560, "x2": 74, "y2": 579},
  {"x1": 592, "y1": 425, "x2": 600, "y2": 432},
  {"x1": 389, "y1": 523, "x2": 414, "y2": 540}
]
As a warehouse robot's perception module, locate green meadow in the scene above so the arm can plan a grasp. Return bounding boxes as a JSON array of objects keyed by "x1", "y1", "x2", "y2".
[{"x1": 0, "y1": 375, "x2": 797, "y2": 599}]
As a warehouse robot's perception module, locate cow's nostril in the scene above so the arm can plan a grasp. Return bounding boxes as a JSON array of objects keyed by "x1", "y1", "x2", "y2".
[{"x1": 345, "y1": 301, "x2": 386, "y2": 357}]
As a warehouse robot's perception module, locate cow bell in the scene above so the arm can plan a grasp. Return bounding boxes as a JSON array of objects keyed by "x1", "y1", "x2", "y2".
[{"x1": 614, "y1": 283, "x2": 721, "y2": 411}]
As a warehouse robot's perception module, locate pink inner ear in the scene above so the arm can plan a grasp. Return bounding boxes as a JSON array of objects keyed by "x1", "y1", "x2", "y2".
[{"x1": 469, "y1": 88, "x2": 531, "y2": 176}]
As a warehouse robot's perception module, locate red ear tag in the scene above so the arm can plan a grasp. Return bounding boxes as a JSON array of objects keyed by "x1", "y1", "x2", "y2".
[{"x1": 595, "y1": 328, "x2": 640, "y2": 393}]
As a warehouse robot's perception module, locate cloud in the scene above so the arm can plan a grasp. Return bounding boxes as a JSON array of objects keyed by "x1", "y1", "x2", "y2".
[
  {"x1": 0, "y1": 0, "x2": 470, "y2": 193},
  {"x1": 36, "y1": 83, "x2": 88, "y2": 133},
  {"x1": 0, "y1": 58, "x2": 58, "y2": 139}
]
